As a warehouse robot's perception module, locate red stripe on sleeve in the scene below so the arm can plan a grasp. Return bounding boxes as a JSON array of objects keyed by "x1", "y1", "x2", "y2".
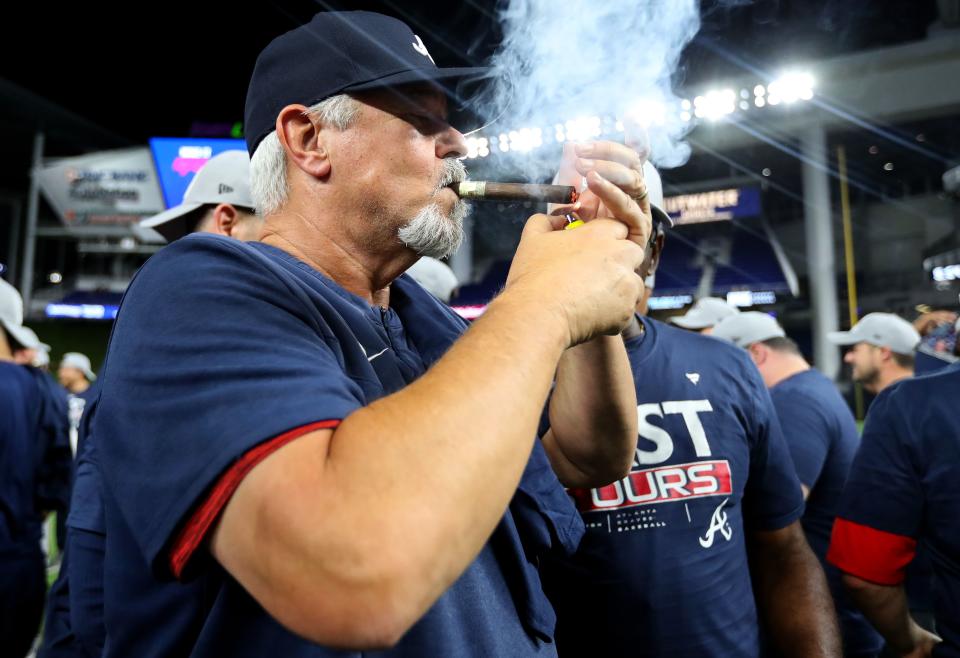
[
  {"x1": 169, "y1": 419, "x2": 341, "y2": 579},
  {"x1": 827, "y1": 517, "x2": 917, "y2": 586}
]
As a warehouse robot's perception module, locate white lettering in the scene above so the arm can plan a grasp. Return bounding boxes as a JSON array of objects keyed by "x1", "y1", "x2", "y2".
[
  {"x1": 655, "y1": 467, "x2": 691, "y2": 498},
  {"x1": 591, "y1": 480, "x2": 625, "y2": 508},
  {"x1": 636, "y1": 403, "x2": 673, "y2": 464},
  {"x1": 688, "y1": 463, "x2": 720, "y2": 494},
  {"x1": 662, "y1": 400, "x2": 714, "y2": 457},
  {"x1": 623, "y1": 471, "x2": 659, "y2": 503}
]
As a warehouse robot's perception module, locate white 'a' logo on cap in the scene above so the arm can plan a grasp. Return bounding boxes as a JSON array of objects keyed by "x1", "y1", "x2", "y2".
[{"x1": 412, "y1": 35, "x2": 435, "y2": 65}]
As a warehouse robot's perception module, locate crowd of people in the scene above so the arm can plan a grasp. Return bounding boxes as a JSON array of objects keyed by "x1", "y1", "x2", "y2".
[{"x1": 1, "y1": 10, "x2": 958, "y2": 658}]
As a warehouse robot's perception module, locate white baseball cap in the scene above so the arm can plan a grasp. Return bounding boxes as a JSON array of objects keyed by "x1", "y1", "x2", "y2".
[
  {"x1": 60, "y1": 352, "x2": 96, "y2": 382},
  {"x1": 140, "y1": 150, "x2": 254, "y2": 242},
  {"x1": 827, "y1": 312, "x2": 921, "y2": 355},
  {"x1": 406, "y1": 257, "x2": 459, "y2": 303},
  {"x1": 0, "y1": 278, "x2": 42, "y2": 350},
  {"x1": 711, "y1": 311, "x2": 786, "y2": 349},
  {"x1": 670, "y1": 297, "x2": 740, "y2": 330}
]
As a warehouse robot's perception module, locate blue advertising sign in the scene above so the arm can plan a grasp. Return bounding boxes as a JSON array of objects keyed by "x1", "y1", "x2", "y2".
[
  {"x1": 149, "y1": 137, "x2": 247, "y2": 209},
  {"x1": 663, "y1": 186, "x2": 761, "y2": 226}
]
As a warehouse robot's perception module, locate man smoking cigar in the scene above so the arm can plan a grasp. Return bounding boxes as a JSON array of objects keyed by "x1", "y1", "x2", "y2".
[{"x1": 90, "y1": 10, "x2": 654, "y2": 657}]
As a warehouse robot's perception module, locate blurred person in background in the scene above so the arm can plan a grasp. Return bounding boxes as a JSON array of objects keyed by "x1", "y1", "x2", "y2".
[
  {"x1": 0, "y1": 279, "x2": 71, "y2": 658},
  {"x1": 830, "y1": 313, "x2": 937, "y2": 642},
  {"x1": 39, "y1": 148, "x2": 261, "y2": 658},
  {"x1": 713, "y1": 312, "x2": 883, "y2": 657},
  {"x1": 828, "y1": 313, "x2": 921, "y2": 395},
  {"x1": 139, "y1": 149, "x2": 263, "y2": 243},
  {"x1": 57, "y1": 352, "x2": 96, "y2": 397},
  {"x1": 911, "y1": 307, "x2": 959, "y2": 375},
  {"x1": 669, "y1": 296, "x2": 740, "y2": 335},
  {"x1": 828, "y1": 363, "x2": 959, "y2": 658}
]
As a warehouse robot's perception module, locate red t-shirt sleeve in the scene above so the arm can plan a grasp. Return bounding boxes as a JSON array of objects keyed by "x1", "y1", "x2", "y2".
[{"x1": 827, "y1": 517, "x2": 917, "y2": 586}]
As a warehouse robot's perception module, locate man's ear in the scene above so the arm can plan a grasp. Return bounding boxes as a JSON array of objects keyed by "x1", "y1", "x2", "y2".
[
  {"x1": 648, "y1": 232, "x2": 665, "y2": 273},
  {"x1": 211, "y1": 204, "x2": 240, "y2": 237},
  {"x1": 877, "y1": 345, "x2": 893, "y2": 364},
  {"x1": 748, "y1": 342, "x2": 766, "y2": 366},
  {"x1": 276, "y1": 104, "x2": 332, "y2": 180}
]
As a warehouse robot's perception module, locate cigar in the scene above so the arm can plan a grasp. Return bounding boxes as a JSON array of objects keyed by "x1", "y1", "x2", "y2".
[{"x1": 451, "y1": 181, "x2": 578, "y2": 205}]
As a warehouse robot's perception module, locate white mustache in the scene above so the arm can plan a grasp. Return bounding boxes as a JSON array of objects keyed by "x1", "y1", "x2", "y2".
[{"x1": 436, "y1": 158, "x2": 467, "y2": 192}]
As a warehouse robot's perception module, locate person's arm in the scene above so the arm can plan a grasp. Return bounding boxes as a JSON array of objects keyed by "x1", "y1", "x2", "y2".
[
  {"x1": 827, "y1": 387, "x2": 931, "y2": 656},
  {"x1": 210, "y1": 216, "x2": 646, "y2": 649},
  {"x1": 750, "y1": 522, "x2": 842, "y2": 657},
  {"x1": 541, "y1": 141, "x2": 652, "y2": 487},
  {"x1": 842, "y1": 575, "x2": 940, "y2": 657}
]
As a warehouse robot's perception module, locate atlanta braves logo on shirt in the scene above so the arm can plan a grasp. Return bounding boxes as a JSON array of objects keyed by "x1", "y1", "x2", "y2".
[{"x1": 699, "y1": 498, "x2": 733, "y2": 548}]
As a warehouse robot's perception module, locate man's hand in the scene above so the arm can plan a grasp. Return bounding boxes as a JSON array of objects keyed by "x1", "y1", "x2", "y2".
[
  {"x1": 842, "y1": 574, "x2": 942, "y2": 658},
  {"x1": 505, "y1": 214, "x2": 645, "y2": 347},
  {"x1": 902, "y1": 623, "x2": 941, "y2": 658},
  {"x1": 551, "y1": 141, "x2": 653, "y2": 249}
]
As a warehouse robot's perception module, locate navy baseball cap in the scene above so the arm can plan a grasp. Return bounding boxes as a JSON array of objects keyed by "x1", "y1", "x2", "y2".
[{"x1": 244, "y1": 11, "x2": 489, "y2": 155}]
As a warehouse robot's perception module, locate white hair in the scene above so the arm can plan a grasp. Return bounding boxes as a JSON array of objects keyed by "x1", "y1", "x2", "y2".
[{"x1": 249, "y1": 94, "x2": 361, "y2": 217}]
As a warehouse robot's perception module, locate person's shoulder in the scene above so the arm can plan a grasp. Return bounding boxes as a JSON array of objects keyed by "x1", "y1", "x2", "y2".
[
  {"x1": 879, "y1": 364, "x2": 960, "y2": 418},
  {"x1": 127, "y1": 236, "x2": 284, "y2": 299},
  {"x1": 773, "y1": 369, "x2": 835, "y2": 403},
  {"x1": 0, "y1": 361, "x2": 32, "y2": 383},
  {"x1": 0, "y1": 362, "x2": 41, "y2": 405},
  {"x1": 145, "y1": 233, "x2": 263, "y2": 271},
  {"x1": 650, "y1": 318, "x2": 758, "y2": 370}
]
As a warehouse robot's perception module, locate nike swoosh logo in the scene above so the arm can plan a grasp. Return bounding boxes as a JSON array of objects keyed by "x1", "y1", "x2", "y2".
[{"x1": 367, "y1": 348, "x2": 389, "y2": 362}]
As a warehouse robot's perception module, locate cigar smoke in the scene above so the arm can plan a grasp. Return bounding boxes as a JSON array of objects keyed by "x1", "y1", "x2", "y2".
[{"x1": 476, "y1": 0, "x2": 701, "y2": 173}]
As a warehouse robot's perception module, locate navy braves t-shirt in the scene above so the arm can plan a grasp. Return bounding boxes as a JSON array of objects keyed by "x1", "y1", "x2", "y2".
[
  {"x1": 829, "y1": 363, "x2": 960, "y2": 658},
  {"x1": 543, "y1": 317, "x2": 805, "y2": 657},
  {"x1": 769, "y1": 369, "x2": 882, "y2": 656},
  {"x1": 94, "y1": 234, "x2": 582, "y2": 657}
]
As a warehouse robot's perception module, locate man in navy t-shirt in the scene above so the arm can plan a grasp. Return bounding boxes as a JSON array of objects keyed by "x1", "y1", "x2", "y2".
[
  {"x1": 543, "y1": 164, "x2": 840, "y2": 657},
  {"x1": 0, "y1": 278, "x2": 72, "y2": 658},
  {"x1": 828, "y1": 364, "x2": 959, "y2": 657},
  {"x1": 713, "y1": 312, "x2": 883, "y2": 656},
  {"x1": 92, "y1": 11, "x2": 657, "y2": 657},
  {"x1": 38, "y1": 130, "x2": 263, "y2": 658},
  {"x1": 829, "y1": 312, "x2": 936, "y2": 636}
]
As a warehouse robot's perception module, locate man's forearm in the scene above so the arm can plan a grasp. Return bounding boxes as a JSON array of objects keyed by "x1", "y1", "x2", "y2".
[
  {"x1": 751, "y1": 525, "x2": 842, "y2": 658},
  {"x1": 542, "y1": 334, "x2": 637, "y2": 487}
]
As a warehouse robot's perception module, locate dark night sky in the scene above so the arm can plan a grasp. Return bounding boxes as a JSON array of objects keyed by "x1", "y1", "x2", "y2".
[{"x1": 1, "y1": 0, "x2": 939, "y2": 145}]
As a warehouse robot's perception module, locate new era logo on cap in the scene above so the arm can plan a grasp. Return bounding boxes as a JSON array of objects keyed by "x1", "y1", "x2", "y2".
[{"x1": 218, "y1": 183, "x2": 234, "y2": 195}]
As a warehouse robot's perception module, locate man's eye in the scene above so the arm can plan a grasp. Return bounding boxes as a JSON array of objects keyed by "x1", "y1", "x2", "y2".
[{"x1": 406, "y1": 113, "x2": 444, "y2": 133}]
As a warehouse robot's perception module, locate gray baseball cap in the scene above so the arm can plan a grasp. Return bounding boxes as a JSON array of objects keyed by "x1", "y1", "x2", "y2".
[
  {"x1": 827, "y1": 312, "x2": 920, "y2": 355},
  {"x1": 0, "y1": 278, "x2": 41, "y2": 350},
  {"x1": 140, "y1": 150, "x2": 254, "y2": 242},
  {"x1": 17, "y1": 326, "x2": 50, "y2": 353},
  {"x1": 711, "y1": 311, "x2": 785, "y2": 349},
  {"x1": 670, "y1": 297, "x2": 740, "y2": 330},
  {"x1": 60, "y1": 352, "x2": 97, "y2": 382}
]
